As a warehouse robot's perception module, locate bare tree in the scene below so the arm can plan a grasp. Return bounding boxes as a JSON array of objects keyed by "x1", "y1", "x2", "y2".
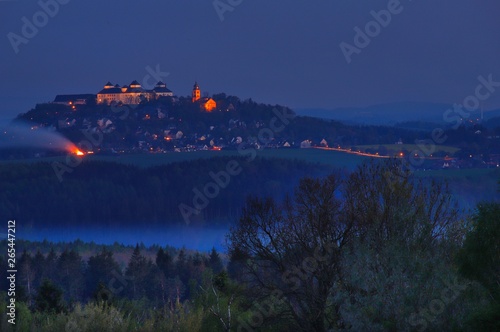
[
  {"x1": 228, "y1": 160, "x2": 464, "y2": 331},
  {"x1": 339, "y1": 160, "x2": 463, "y2": 331},
  {"x1": 228, "y1": 171, "x2": 352, "y2": 331}
]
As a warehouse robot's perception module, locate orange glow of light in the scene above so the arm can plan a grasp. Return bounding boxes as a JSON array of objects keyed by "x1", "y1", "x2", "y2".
[
  {"x1": 204, "y1": 99, "x2": 217, "y2": 112},
  {"x1": 68, "y1": 144, "x2": 85, "y2": 156}
]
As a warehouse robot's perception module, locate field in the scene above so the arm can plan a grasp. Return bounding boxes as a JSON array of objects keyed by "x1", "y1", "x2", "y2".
[
  {"x1": 1, "y1": 148, "x2": 498, "y2": 199},
  {"x1": 354, "y1": 144, "x2": 460, "y2": 156},
  {"x1": 0, "y1": 148, "x2": 369, "y2": 170}
]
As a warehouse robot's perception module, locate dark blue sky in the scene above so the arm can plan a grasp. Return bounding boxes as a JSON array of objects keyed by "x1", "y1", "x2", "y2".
[{"x1": 1, "y1": 0, "x2": 499, "y2": 121}]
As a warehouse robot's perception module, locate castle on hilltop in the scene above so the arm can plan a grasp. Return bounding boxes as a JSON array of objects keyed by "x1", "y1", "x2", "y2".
[
  {"x1": 97, "y1": 80, "x2": 173, "y2": 105},
  {"x1": 53, "y1": 80, "x2": 216, "y2": 111}
]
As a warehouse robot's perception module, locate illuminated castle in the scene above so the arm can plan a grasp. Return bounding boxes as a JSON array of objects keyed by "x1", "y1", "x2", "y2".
[
  {"x1": 96, "y1": 80, "x2": 173, "y2": 105},
  {"x1": 54, "y1": 80, "x2": 216, "y2": 112},
  {"x1": 192, "y1": 81, "x2": 216, "y2": 112}
]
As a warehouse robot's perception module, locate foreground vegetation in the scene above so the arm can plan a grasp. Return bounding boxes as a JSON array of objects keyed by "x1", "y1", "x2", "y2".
[{"x1": 1, "y1": 160, "x2": 498, "y2": 331}]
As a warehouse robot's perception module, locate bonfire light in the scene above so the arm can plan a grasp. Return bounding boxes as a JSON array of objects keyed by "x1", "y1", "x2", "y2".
[{"x1": 68, "y1": 144, "x2": 85, "y2": 156}]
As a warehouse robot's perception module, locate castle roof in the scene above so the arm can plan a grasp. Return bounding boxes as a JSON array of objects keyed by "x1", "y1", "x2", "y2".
[
  {"x1": 153, "y1": 86, "x2": 173, "y2": 93},
  {"x1": 97, "y1": 80, "x2": 174, "y2": 96},
  {"x1": 196, "y1": 97, "x2": 215, "y2": 104},
  {"x1": 97, "y1": 87, "x2": 123, "y2": 94},
  {"x1": 127, "y1": 87, "x2": 146, "y2": 93}
]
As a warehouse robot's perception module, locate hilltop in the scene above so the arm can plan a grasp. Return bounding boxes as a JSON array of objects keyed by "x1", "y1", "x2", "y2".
[{"x1": 0, "y1": 82, "x2": 498, "y2": 169}]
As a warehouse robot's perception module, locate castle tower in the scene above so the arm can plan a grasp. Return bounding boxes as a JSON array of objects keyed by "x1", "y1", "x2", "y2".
[{"x1": 192, "y1": 81, "x2": 201, "y2": 102}]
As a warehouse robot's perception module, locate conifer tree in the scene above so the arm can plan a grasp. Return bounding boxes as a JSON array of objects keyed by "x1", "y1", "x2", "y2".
[
  {"x1": 57, "y1": 249, "x2": 84, "y2": 303},
  {"x1": 86, "y1": 248, "x2": 121, "y2": 299},
  {"x1": 35, "y1": 279, "x2": 65, "y2": 314},
  {"x1": 125, "y1": 244, "x2": 150, "y2": 299},
  {"x1": 156, "y1": 247, "x2": 173, "y2": 278},
  {"x1": 209, "y1": 247, "x2": 224, "y2": 274}
]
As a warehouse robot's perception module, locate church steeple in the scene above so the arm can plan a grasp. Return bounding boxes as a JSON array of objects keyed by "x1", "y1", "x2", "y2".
[{"x1": 192, "y1": 81, "x2": 201, "y2": 102}]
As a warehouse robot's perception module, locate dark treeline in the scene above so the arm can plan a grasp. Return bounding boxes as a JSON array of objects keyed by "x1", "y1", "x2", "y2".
[
  {"x1": 0, "y1": 239, "x2": 230, "y2": 330},
  {"x1": 0, "y1": 157, "x2": 330, "y2": 227},
  {"x1": 0, "y1": 239, "x2": 222, "y2": 307}
]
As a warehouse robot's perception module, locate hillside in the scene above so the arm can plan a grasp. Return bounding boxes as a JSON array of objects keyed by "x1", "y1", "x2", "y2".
[{"x1": 1, "y1": 95, "x2": 498, "y2": 169}]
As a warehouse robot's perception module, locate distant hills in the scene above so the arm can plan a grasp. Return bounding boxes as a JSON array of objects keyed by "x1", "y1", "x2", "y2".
[{"x1": 296, "y1": 102, "x2": 500, "y2": 127}]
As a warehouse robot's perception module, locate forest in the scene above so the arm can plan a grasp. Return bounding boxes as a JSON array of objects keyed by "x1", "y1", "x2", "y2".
[
  {"x1": 0, "y1": 157, "x2": 330, "y2": 227},
  {"x1": 0, "y1": 159, "x2": 498, "y2": 331}
]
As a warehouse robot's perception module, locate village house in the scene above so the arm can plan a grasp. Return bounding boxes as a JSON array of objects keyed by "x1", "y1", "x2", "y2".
[{"x1": 191, "y1": 82, "x2": 216, "y2": 112}]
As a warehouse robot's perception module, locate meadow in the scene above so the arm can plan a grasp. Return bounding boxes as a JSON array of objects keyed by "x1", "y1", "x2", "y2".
[
  {"x1": 0, "y1": 148, "x2": 368, "y2": 170},
  {"x1": 354, "y1": 143, "x2": 460, "y2": 156},
  {"x1": 2, "y1": 148, "x2": 497, "y2": 209}
]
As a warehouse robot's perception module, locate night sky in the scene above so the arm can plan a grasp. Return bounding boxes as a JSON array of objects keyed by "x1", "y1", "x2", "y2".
[{"x1": 1, "y1": 0, "x2": 499, "y2": 121}]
